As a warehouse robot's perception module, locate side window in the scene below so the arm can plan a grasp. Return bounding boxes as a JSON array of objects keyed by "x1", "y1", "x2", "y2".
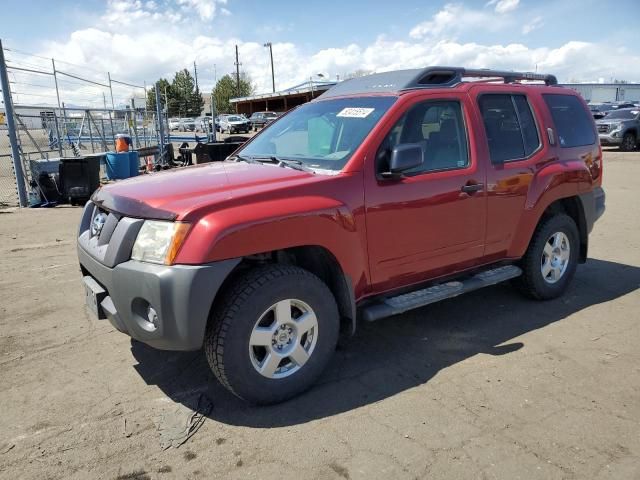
[
  {"x1": 478, "y1": 94, "x2": 540, "y2": 163},
  {"x1": 543, "y1": 94, "x2": 596, "y2": 148},
  {"x1": 513, "y1": 95, "x2": 540, "y2": 156},
  {"x1": 377, "y1": 100, "x2": 469, "y2": 175}
]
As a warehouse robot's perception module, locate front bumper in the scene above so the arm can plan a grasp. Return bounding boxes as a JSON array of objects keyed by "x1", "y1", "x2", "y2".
[
  {"x1": 78, "y1": 244, "x2": 240, "y2": 351},
  {"x1": 599, "y1": 133, "x2": 623, "y2": 146}
]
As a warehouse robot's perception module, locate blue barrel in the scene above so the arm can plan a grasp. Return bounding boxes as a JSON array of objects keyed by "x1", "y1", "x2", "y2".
[
  {"x1": 105, "y1": 152, "x2": 132, "y2": 180},
  {"x1": 128, "y1": 151, "x2": 140, "y2": 177}
]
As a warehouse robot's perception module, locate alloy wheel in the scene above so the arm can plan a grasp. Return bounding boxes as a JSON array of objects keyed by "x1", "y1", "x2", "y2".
[
  {"x1": 248, "y1": 299, "x2": 319, "y2": 379},
  {"x1": 541, "y1": 231, "x2": 570, "y2": 284}
]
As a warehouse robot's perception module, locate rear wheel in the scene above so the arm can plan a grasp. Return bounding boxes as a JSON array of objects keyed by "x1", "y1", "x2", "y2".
[
  {"x1": 620, "y1": 132, "x2": 637, "y2": 152},
  {"x1": 515, "y1": 213, "x2": 579, "y2": 300},
  {"x1": 205, "y1": 265, "x2": 339, "y2": 404}
]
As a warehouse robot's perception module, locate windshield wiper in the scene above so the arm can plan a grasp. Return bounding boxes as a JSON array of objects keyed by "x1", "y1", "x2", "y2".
[
  {"x1": 244, "y1": 155, "x2": 314, "y2": 173},
  {"x1": 231, "y1": 154, "x2": 258, "y2": 164}
]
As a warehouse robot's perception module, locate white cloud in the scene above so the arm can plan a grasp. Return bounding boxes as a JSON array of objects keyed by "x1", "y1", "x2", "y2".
[
  {"x1": 21, "y1": 2, "x2": 640, "y2": 107},
  {"x1": 176, "y1": 0, "x2": 227, "y2": 21},
  {"x1": 522, "y1": 16, "x2": 544, "y2": 35},
  {"x1": 486, "y1": 0, "x2": 520, "y2": 14},
  {"x1": 410, "y1": 3, "x2": 509, "y2": 40}
]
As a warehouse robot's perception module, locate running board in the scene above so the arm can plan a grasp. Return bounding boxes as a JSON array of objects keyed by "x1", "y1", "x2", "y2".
[{"x1": 362, "y1": 265, "x2": 522, "y2": 322}]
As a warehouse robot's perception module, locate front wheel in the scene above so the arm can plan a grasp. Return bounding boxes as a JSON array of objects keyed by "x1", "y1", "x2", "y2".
[
  {"x1": 515, "y1": 213, "x2": 579, "y2": 300},
  {"x1": 205, "y1": 265, "x2": 340, "y2": 404},
  {"x1": 620, "y1": 132, "x2": 637, "y2": 152}
]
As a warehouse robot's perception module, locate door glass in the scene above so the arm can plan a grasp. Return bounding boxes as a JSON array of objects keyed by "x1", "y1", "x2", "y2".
[
  {"x1": 513, "y1": 95, "x2": 540, "y2": 156},
  {"x1": 378, "y1": 100, "x2": 469, "y2": 175},
  {"x1": 478, "y1": 94, "x2": 525, "y2": 162}
]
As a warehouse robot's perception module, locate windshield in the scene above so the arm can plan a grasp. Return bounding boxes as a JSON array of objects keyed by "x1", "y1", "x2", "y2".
[
  {"x1": 228, "y1": 116, "x2": 243, "y2": 121},
  {"x1": 265, "y1": 112, "x2": 278, "y2": 118},
  {"x1": 605, "y1": 109, "x2": 639, "y2": 120},
  {"x1": 239, "y1": 96, "x2": 397, "y2": 171}
]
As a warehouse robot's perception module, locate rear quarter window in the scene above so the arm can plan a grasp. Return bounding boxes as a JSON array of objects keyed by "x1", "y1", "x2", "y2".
[{"x1": 543, "y1": 94, "x2": 596, "y2": 148}]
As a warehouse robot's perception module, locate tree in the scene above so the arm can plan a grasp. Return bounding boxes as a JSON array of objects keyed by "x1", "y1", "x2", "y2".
[
  {"x1": 146, "y1": 78, "x2": 172, "y2": 113},
  {"x1": 212, "y1": 74, "x2": 254, "y2": 114},
  {"x1": 171, "y1": 69, "x2": 203, "y2": 117}
]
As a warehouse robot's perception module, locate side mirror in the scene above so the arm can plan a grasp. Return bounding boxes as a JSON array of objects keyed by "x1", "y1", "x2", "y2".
[{"x1": 382, "y1": 143, "x2": 423, "y2": 178}]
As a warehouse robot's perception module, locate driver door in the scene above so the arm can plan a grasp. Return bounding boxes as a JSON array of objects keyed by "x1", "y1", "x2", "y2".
[{"x1": 364, "y1": 94, "x2": 487, "y2": 292}]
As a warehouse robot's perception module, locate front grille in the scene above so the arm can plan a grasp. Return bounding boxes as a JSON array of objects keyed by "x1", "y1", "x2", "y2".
[
  {"x1": 78, "y1": 201, "x2": 144, "y2": 268},
  {"x1": 598, "y1": 125, "x2": 610, "y2": 133}
]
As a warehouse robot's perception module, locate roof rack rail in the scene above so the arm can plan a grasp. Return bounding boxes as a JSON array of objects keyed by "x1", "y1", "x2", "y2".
[
  {"x1": 401, "y1": 66, "x2": 558, "y2": 90},
  {"x1": 320, "y1": 66, "x2": 558, "y2": 99}
]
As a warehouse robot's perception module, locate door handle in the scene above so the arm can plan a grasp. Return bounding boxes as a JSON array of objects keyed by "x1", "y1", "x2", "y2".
[{"x1": 461, "y1": 182, "x2": 484, "y2": 194}]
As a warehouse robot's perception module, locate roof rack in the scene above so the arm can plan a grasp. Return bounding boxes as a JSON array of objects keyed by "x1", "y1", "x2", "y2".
[
  {"x1": 320, "y1": 66, "x2": 558, "y2": 99},
  {"x1": 403, "y1": 67, "x2": 558, "y2": 89}
]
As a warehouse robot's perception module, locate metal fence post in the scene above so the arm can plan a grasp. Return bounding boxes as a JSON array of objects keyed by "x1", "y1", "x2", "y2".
[
  {"x1": 108, "y1": 72, "x2": 115, "y2": 109},
  {"x1": 154, "y1": 83, "x2": 165, "y2": 165},
  {"x1": 131, "y1": 98, "x2": 140, "y2": 149},
  {"x1": 212, "y1": 92, "x2": 218, "y2": 142},
  {"x1": 0, "y1": 39, "x2": 28, "y2": 207}
]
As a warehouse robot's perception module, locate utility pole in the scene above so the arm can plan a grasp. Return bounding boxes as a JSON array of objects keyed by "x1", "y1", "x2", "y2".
[
  {"x1": 0, "y1": 39, "x2": 27, "y2": 207},
  {"x1": 234, "y1": 45, "x2": 241, "y2": 96},
  {"x1": 264, "y1": 42, "x2": 275, "y2": 93},
  {"x1": 193, "y1": 60, "x2": 199, "y2": 91}
]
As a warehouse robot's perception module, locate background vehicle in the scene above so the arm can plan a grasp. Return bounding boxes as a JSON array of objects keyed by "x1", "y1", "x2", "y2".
[
  {"x1": 168, "y1": 118, "x2": 181, "y2": 130},
  {"x1": 214, "y1": 114, "x2": 227, "y2": 132},
  {"x1": 178, "y1": 118, "x2": 196, "y2": 132},
  {"x1": 596, "y1": 107, "x2": 639, "y2": 151},
  {"x1": 78, "y1": 67, "x2": 605, "y2": 405},
  {"x1": 249, "y1": 111, "x2": 279, "y2": 130},
  {"x1": 219, "y1": 115, "x2": 250, "y2": 134},
  {"x1": 589, "y1": 103, "x2": 615, "y2": 119},
  {"x1": 195, "y1": 116, "x2": 212, "y2": 132}
]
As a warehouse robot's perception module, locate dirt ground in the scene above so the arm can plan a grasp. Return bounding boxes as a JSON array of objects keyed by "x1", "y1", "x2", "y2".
[{"x1": 0, "y1": 149, "x2": 639, "y2": 480}]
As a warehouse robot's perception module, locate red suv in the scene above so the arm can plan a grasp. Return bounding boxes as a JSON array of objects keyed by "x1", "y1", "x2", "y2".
[{"x1": 78, "y1": 67, "x2": 605, "y2": 404}]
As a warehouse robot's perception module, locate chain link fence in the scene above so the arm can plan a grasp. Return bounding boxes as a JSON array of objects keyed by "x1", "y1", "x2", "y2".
[
  {"x1": 0, "y1": 122, "x2": 19, "y2": 208},
  {"x1": 0, "y1": 42, "x2": 165, "y2": 208}
]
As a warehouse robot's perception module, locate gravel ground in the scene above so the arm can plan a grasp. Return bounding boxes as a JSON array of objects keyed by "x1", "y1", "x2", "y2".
[{"x1": 0, "y1": 149, "x2": 638, "y2": 480}]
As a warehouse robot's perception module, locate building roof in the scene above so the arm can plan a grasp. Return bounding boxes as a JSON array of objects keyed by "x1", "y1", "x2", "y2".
[{"x1": 230, "y1": 80, "x2": 337, "y2": 104}]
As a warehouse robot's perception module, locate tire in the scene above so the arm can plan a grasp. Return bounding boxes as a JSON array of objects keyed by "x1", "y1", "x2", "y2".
[
  {"x1": 514, "y1": 213, "x2": 579, "y2": 300},
  {"x1": 205, "y1": 265, "x2": 340, "y2": 404},
  {"x1": 620, "y1": 132, "x2": 637, "y2": 152}
]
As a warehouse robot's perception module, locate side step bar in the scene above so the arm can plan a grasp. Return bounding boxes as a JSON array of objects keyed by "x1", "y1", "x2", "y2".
[{"x1": 362, "y1": 265, "x2": 522, "y2": 322}]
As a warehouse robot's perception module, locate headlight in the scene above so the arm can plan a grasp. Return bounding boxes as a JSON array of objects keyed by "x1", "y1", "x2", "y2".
[
  {"x1": 611, "y1": 123, "x2": 623, "y2": 131},
  {"x1": 131, "y1": 221, "x2": 190, "y2": 265}
]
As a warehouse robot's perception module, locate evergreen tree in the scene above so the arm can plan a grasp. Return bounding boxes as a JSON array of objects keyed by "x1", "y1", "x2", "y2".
[{"x1": 212, "y1": 74, "x2": 254, "y2": 114}]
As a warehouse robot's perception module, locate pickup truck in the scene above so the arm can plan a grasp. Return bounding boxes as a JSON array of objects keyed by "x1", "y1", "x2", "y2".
[
  {"x1": 78, "y1": 67, "x2": 605, "y2": 404},
  {"x1": 596, "y1": 107, "x2": 639, "y2": 151}
]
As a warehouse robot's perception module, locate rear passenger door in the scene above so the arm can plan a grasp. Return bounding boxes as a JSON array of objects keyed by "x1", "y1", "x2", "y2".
[
  {"x1": 364, "y1": 94, "x2": 487, "y2": 292},
  {"x1": 472, "y1": 89, "x2": 548, "y2": 260}
]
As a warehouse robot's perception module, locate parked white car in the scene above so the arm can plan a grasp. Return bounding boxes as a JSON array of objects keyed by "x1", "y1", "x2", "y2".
[
  {"x1": 219, "y1": 115, "x2": 250, "y2": 134},
  {"x1": 168, "y1": 118, "x2": 180, "y2": 130}
]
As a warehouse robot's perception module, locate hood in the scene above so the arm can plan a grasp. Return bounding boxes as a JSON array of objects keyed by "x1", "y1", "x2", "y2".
[
  {"x1": 92, "y1": 161, "x2": 313, "y2": 221},
  {"x1": 595, "y1": 118, "x2": 627, "y2": 126}
]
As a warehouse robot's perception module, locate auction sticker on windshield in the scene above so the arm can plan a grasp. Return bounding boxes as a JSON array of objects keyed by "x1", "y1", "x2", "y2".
[{"x1": 337, "y1": 107, "x2": 375, "y2": 118}]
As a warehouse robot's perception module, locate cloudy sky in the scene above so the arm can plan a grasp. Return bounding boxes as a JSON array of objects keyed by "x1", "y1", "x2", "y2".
[{"x1": 1, "y1": 0, "x2": 639, "y2": 107}]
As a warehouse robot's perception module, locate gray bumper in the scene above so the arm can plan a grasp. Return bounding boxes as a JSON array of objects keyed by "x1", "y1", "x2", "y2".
[
  {"x1": 78, "y1": 244, "x2": 240, "y2": 351},
  {"x1": 599, "y1": 134, "x2": 622, "y2": 146},
  {"x1": 579, "y1": 186, "x2": 605, "y2": 234}
]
